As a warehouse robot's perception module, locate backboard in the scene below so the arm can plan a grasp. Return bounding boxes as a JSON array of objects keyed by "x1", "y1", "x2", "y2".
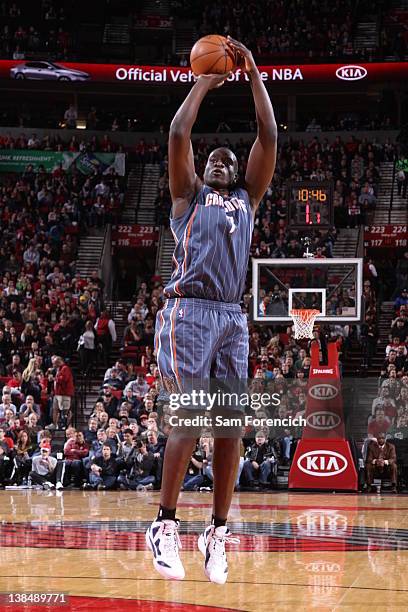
[{"x1": 252, "y1": 258, "x2": 363, "y2": 323}]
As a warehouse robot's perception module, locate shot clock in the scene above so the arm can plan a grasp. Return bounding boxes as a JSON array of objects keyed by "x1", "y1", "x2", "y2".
[{"x1": 287, "y1": 181, "x2": 333, "y2": 228}]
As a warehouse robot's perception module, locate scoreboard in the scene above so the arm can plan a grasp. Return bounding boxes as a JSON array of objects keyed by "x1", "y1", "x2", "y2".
[{"x1": 287, "y1": 181, "x2": 333, "y2": 228}]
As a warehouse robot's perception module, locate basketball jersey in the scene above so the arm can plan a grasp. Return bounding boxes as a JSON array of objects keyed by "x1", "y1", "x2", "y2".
[{"x1": 164, "y1": 185, "x2": 254, "y2": 303}]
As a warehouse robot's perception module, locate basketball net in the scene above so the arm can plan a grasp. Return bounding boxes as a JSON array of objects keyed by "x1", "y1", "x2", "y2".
[{"x1": 290, "y1": 309, "x2": 320, "y2": 339}]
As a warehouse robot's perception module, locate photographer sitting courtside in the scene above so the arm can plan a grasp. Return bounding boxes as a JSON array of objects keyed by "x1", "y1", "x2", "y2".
[
  {"x1": 182, "y1": 444, "x2": 204, "y2": 491},
  {"x1": 242, "y1": 432, "x2": 276, "y2": 489},
  {"x1": 118, "y1": 439, "x2": 155, "y2": 491}
]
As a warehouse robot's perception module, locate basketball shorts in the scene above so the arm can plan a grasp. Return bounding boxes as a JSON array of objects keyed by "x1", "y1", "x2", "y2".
[{"x1": 155, "y1": 297, "x2": 248, "y2": 413}]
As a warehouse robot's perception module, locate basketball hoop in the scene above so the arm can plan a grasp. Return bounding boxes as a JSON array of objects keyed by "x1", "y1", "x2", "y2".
[{"x1": 290, "y1": 309, "x2": 320, "y2": 339}]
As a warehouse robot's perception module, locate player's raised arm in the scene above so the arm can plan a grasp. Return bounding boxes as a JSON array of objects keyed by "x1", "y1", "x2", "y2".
[
  {"x1": 169, "y1": 73, "x2": 229, "y2": 218},
  {"x1": 227, "y1": 36, "x2": 277, "y2": 210}
]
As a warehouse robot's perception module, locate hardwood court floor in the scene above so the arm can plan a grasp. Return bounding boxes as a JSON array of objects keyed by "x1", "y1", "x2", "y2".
[{"x1": 0, "y1": 490, "x2": 408, "y2": 611}]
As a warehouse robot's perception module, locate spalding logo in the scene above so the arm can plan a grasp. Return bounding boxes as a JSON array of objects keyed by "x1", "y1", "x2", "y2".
[
  {"x1": 309, "y1": 384, "x2": 339, "y2": 400},
  {"x1": 336, "y1": 65, "x2": 367, "y2": 81},
  {"x1": 297, "y1": 450, "x2": 348, "y2": 477},
  {"x1": 306, "y1": 411, "x2": 341, "y2": 430}
]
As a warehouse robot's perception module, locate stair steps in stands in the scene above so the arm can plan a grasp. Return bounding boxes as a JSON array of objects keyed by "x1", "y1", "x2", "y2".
[
  {"x1": 354, "y1": 21, "x2": 378, "y2": 50},
  {"x1": 174, "y1": 20, "x2": 196, "y2": 55},
  {"x1": 374, "y1": 161, "x2": 407, "y2": 224},
  {"x1": 324, "y1": 227, "x2": 359, "y2": 291},
  {"x1": 136, "y1": 163, "x2": 160, "y2": 225},
  {"x1": 76, "y1": 300, "x2": 132, "y2": 428},
  {"x1": 141, "y1": 0, "x2": 170, "y2": 16},
  {"x1": 103, "y1": 23, "x2": 130, "y2": 45},
  {"x1": 75, "y1": 232, "x2": 105, "y2": 278},
  {"x1": 156, "y1": 227, "x2": 174, "y2": 285},
  {"x1": 122, "y1": 165, "x2": 143, "y2": 223},
  {"x1": 343, "y1": 303, "x2": 394, "y2": 446},
  {"x1": 342, "y1": 301, "x2": 394, "y2": 377},
  {"x1": 348, "y1": 378, "x2": 379, "y2": 446}
]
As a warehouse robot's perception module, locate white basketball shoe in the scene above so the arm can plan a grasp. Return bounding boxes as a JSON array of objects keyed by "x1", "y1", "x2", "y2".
[
  {"x1": 145, "y1": 519, "x2": 185, "y2": 580},
  {"x1": 198, "y1": 524, "x2": 240, "y2": 584}
]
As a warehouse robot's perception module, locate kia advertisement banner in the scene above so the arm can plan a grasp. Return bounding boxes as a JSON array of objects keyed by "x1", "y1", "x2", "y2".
[
  {"x1": 289, "y1": 342, "x2": 358, "y2": 490},
  {"x1": 302, "y1": 343, "x2": 345, "y2": 440},
  {"x1": 1, "y1": 60, "x2": 407, "y2": 85},
  {"x1": 289, "y1": 439, "x2": 358, "y2": 490}
]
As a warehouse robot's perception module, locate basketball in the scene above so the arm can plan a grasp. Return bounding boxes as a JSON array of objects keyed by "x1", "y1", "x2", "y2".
[{"x1": 190, "y1": 34, "x2": 236, "y2": 75}]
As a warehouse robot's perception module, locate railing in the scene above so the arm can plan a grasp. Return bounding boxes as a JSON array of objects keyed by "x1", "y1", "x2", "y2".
[
  {"x1": 73, "y1": 372, "x2": 92, "y2": 428},
  {"x1": 356, "y1": 224, "x2": 364, "y2": 257},
  {"x1": 155, "y1": 225, "x2": 166, "y2": 276},
  {"x1": 109, "y1": 299, "x2": 119, "y2": 322},
  {"x1": 388, "y1": 156, "x2": 397, "y2": 224},
  {"x1": 135, "y1": 163, "x2": 145, "y2": 223},
  {"x1": 351, "y1": 0, "x2": 361, "y2": 47},
  {"x1": 72, "y1": 391, "x2": 79, "y2": 429},
  {"x1": 74, "y1": 365, "x2": 95, "y2": 427},
  {"x1": 98, "y1": 223, "x2": 113, "y2": 301}
]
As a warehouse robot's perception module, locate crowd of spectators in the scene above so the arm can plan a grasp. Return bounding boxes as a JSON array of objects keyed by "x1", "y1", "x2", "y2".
[
  {"x1": 257, "y1": 134, "x2": 394, "y2": 229},
  {"x1": 0, "y1": 278, "x2": 165, "y2": 490},
  {"x1": 0, "y1": 129, "x2": 126, "y2": 154},
  {"x1": 382, "y1": 6, "x2": 408, "y2": 60},
  {"x1": 0, "y1": 130, "x2": 127, "y2": 226},
  {"x1": 195, "y1": 0, "x2": 357, "y2": 62},
  {"x1": 0, "y1": 101, "x2": 172, "y2": 133},
  {"x1": 361, "y1": 276, "x2": 408, "y2": 492},
  {"x1": 0, "y1": 100, "x2": 398, "y2": 135},
  {"x1": 303, "y1": 115, "x2": 397, "y2": 133},
  {"x1": 154, "y1": 134, "x2": 395, "y2": 231},
  {"x1": 171, "y1": 0, "x2": 405, "y2": 64},
  {"x1": 0, "y1": 243, "x2": 322, "y2": 492},
  {"x1": 0, "y1": 0, "x2": 407, "y2": 67},
  {"x1": 0, "y1": 275, "x2": 319, "y2": 492},
  {"x1": 72, "y1": 265, "x2": 405, "y2": 492},
  {"x1": 2, "y1": 263, "x2": 403, "y2": 492},
  {"x1": 0, "y1": 124, "x2": 132, "y2": 488},
  {"x1": 0, "y1": 1, "x2": 75, "y2": 62},
  {"x1": 0, "y1": 117, "x2": 402, "y2": 492}
]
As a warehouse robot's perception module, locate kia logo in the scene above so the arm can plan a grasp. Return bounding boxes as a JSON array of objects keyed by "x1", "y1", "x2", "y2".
[
  {"x1": 305, "y1": 562, "x2": 341, "y2": 573},
  {"x1": 309, "y1": 384, "x2": 339, "y2": 400},
  {"x1": 336, "y1": 65, "x2": 367, "y2": 81},
  {"x1": 306, "y1": 411, "x2": 341, "y2": 430},
  {"x1": 297, "y1": 450, "x2": 348, "y2": 477}
]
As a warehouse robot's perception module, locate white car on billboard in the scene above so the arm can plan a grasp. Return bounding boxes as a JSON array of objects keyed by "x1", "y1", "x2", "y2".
[{"x1": 10, "y1": 61, "x2": 90, "y2": 81}]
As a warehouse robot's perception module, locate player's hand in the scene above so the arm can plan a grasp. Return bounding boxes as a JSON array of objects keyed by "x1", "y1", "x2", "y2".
[
  {"x1": 196, "y1": 73, "x2": 230, "y2": 90},
  {"x1": 226, "y1": 36, "x2": 257, "y2": 74}
]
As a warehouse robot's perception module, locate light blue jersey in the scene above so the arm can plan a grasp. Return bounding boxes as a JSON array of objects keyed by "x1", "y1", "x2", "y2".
[{"x1": 165, "y1": 185, "x2": 254, "y2": 304}]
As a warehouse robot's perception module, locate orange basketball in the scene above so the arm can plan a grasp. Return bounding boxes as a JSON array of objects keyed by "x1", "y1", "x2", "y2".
[{"x1": 190, "y1": 35, "x2": 236, "y2": 75}]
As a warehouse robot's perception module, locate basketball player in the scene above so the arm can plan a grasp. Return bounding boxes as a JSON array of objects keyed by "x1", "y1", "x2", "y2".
[{"x1": 146, "y1": 36, "x2": 277, "y2": 583}]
